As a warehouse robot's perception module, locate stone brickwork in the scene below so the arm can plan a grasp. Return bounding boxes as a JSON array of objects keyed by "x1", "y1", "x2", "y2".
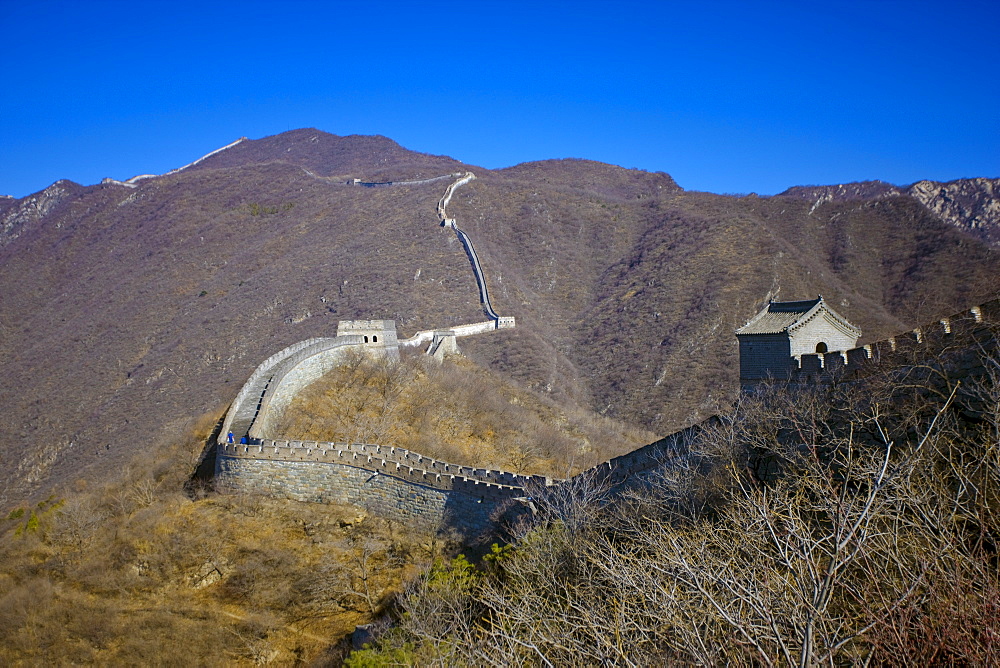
[
  {"x1": 220, "y1": 337, "x2": 339, "y2": 441},
  {"x1": 248, "y1": 337, "x2": 366, "y2": 439},
  {"x1": 216, "y1": 439, "x2": 542, "y2": 535},
  {"x1": 215, "y1": 457, "x2": 505, "y2": 534},
  {"x1": 580, "y1": 421, "x2": 709, "y2": 491},
  {"x1": 397, "y1": 318, "x2": 517, "y2": 347},
  {"x1": 212, "y1": 170, "x2": 525, "y2": 533},
  {"x1": 738, "y1": 333, "x2": 792, "y2": 382},
  {"x1": 784, "y1": 299, "x2": 999, "y2": 385},
  {"x1": 336, "y1": 320, "x2": 400, "y2": 350},
  {"x1": 737, "y1": 297, "x2": 861, "y2": 382},
  {"x1": 737, "y1": 299, "x2": 1000, "y2": 387},
  {"x1": 436, "y1": 172, "x2": 506, "y2": 322}
]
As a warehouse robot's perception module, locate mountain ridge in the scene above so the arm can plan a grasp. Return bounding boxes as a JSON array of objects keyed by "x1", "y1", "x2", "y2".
[
  {"x1": 780, "y1": 176, "x2": 1000, "y2": 246},
  {"x1": 1, "y1": 129, "x2": 998, "y2": 504}
]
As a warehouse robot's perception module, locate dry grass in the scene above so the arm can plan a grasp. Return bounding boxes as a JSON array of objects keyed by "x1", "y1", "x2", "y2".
[
  {"x1": 0, "y1": 412, "x2": 440, "y2": 666},
  {"x1": 273, "y1": 349, "x2": 656, "y2": 477}
]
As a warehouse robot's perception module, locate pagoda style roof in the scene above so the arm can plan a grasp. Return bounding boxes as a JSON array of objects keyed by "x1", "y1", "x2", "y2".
[{"x1": 736, "y1": 296, "x2": 861, "y2": 337}]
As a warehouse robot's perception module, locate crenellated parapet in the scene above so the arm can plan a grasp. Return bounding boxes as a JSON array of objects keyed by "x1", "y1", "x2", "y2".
[
  {"x1": 781, "y1": 299, "x2": 999, "y2": 386},
  {"x1": 219, "y1": 439, "x2": 549, "y2": 495},
  {"x1": 215, "y1": 437, "x2": 548, "y2": 535}
]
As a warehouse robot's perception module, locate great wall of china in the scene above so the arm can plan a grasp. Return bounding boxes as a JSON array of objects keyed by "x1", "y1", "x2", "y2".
[
  {"x1": 217, "y1": 294, "x2": 1000, "y2": 534},
  {"x1": 205, "y1": 158, "x2": 1000, "y2": 535},
  {"x1": 26, "y1": 135, "x2": 995, "y2": 534},
  {"x1": 215, "y1": 171, "x2": 530, "y2": 532}
]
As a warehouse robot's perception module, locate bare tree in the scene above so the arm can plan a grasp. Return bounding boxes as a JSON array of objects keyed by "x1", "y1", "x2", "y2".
[{"x1": 311, "y1": 534, "x2": 400, "y2": 615}]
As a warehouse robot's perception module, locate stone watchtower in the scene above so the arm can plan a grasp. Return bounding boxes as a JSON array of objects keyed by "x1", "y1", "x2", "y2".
[
  {"x1": 336, "y1": 319, "x2": 400, "y2": 360},
  {"x1": 736, "y1": 296, "x2": 861, "y2": 383}
]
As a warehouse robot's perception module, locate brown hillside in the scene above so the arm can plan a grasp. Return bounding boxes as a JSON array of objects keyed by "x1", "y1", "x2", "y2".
[
  {"x1": 185, "y1": 128, "x2": 464, "y2": 182},
  {"x1": 1, "y1": 129, "x2": 998, "y2": 504},
  {"x1": 780, "y1": 177, "x2": 1000, "y2": 247}
]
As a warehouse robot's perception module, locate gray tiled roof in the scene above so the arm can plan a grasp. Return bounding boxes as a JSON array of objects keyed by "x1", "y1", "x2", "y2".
[{"x1": 736, "y1": 297, "x2": 860, "y2": 336}]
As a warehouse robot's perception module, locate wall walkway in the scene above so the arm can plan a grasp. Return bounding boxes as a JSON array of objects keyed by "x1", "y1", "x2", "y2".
[{"x1": 436, "y1": 173, "x2": 502, "y2": 320}]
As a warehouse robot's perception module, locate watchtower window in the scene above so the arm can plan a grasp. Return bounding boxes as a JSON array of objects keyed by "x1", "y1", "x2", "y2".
[
  {"x1": 816, "y1": 342, "x2": 828, "y2": 353},
  {"x1": 364, "y1": 336, "x2": 369, "y2": 343},
  {"x1": 372, "y1": 335, "x2": 378, "y2": 342}
]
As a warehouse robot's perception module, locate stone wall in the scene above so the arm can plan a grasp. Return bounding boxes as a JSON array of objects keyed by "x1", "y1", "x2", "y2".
[
  {"x1": 216, "y1": 439, "x2": 542, "y2": 535},
  {"x1": 215, "y1": 457, "x2": 505, "y2": 534},
  {"x1": 787, "y1": 313, "x2": 859, "y2": 358},
  {"x1": 398, "y1": 318, "x2": 517, "y2": 347},
  {"x1": 589, "y1": 298, "x2": 999, "y2": 495},
  {"x1": 786, "y1": 299, "x2": 999, "y2": 385},
  {"x1": 220, "y1": 337, "x2": 335, "y2": 440},
  {"x1": 248, "y1": 337, "x2": 365, "y2": 439},
  {"x1": 738, "y1": 333, "x2": 792, "y2": 381},
  {"x1": 215, "y1": 297, "x2": 997, "y2": 535},
  {"x1": 737, "y1": 299, "x2": 999, "y2": 388},
  {"x1": 336, "y1": 319, "x2": 400, "y2": 348},
  {"x1": 580, "y1": 420, "x2": 712, "y2": 491}
]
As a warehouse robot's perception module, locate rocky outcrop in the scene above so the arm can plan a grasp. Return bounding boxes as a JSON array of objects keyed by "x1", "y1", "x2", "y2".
[
  {"x1": 0, "y1": 180, "x2": 81, "y2": 249},
  {"x1": 780, "y1": 178, "x2": 1000, "y2": 247},
  {"x1": 906, "y1": 178, "x2": 1000, "y2": 246}
]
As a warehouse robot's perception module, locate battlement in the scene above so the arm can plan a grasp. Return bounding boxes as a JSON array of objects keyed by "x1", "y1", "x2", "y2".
[
  {"x1": 215, "y1": 437, "x2": 545, "y2": 534},
  {"x1": 336, "y1": 319, "x2": 398, "y2": 346},
  {"x1": 220, "y1": 439, "x2": 552, "y2": 494},
  {"x1": 741, "y1": 298, "x2": 999, "y2": 387}
]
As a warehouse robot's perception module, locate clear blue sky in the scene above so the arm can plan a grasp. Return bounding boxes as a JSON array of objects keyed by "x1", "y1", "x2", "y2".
[{"x1": 2, "y1": 0, "x2": 998, "y2": 198}]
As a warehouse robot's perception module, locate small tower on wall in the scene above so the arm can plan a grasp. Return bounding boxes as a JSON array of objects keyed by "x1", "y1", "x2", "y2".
[
  {"x1": 336, "y1": 319, "x2": 401, "y2": 360},
  {"x1": 736, "y1": 296, "x2": 861, "y2": 384}
]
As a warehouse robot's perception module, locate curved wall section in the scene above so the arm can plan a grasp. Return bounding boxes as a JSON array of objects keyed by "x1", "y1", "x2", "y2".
[
  {"x1": 215, "y1": 440, "x2": 534, "y2": 534},
  {"x1": 248, "y1": 336, "x2": 365, "y2": 439},
  {"x1": 219, "y1": 337, "x2": 334, "y2": 443}
]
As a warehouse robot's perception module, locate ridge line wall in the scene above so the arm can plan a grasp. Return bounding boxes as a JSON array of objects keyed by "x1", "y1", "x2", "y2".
[
  {"x1": 217, "y1": 297, "x2": 998, "y2": 533},
  {"x1": 782, "y1": 299, "x2": 999, "y2": 384},
  {"x1": 436, "y1": 172, "x2": 504, "y2": 321},
  {"x1": 219, "y1": 337, "x2": 335, "y2": 441},
  {"x1": 248, "y1": 336, "x2": 366, "y2": 439},
  {"x1": 397, "y1": 319, "x2": 515, "y2": 348},
  {"x1": 354, "y1": 173, "x2": 462, "y2": 188}
]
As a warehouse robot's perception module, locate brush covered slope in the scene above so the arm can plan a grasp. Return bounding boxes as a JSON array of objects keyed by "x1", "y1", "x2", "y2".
[
  {"x1": 1, "y1": 128, "x2": 999, "y2": 503},
  {"x1": 272, "y1": 350, "x2": 656, "y2": 478}
]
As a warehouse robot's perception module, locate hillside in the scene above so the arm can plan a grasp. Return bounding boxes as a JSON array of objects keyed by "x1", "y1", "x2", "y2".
[
  {"x1": 781, "y1": 177, "x2": 1000, "y2": 247},
  {"x1": 273, "y1": 350, "x2": 655, "y2": 478},
  {"x1": 1, "y1": 128, "x2": 999, "y2": 504}
]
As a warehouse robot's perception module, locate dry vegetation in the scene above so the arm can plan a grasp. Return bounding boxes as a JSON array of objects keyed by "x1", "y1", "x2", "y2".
[
  {"x1": 2, "y1": 129, "x2": 999, "y2": 504},
  {"x1": 3, "y1": 129, "x2": 1000, "y2": 663},
  {"x1": 0, "y1": 412, "x2": 453, "y2": 666},
  {"x1": 274, "y1": 349, "x2": 656, "y2": 478},
  {"x1": 347, "y1": 333, "x2": 1000, "y2": 666}
]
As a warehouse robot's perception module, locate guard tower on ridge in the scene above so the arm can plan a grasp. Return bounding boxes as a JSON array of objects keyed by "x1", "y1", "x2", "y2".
[
  {"x1": 736, "y1": 296, "x2": 861, "y2": 383},
  {"x1": 336, "y1": 320, "x2": 400, "y2": 360}
]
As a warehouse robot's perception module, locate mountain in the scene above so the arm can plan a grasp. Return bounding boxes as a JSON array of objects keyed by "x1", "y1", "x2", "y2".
[
  {"x1": 1, "y1": 128, "x2": 998, "y2": 504},
  {"x1": 780, "y1": 177, "x2": 1000, "y2": 247}
]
